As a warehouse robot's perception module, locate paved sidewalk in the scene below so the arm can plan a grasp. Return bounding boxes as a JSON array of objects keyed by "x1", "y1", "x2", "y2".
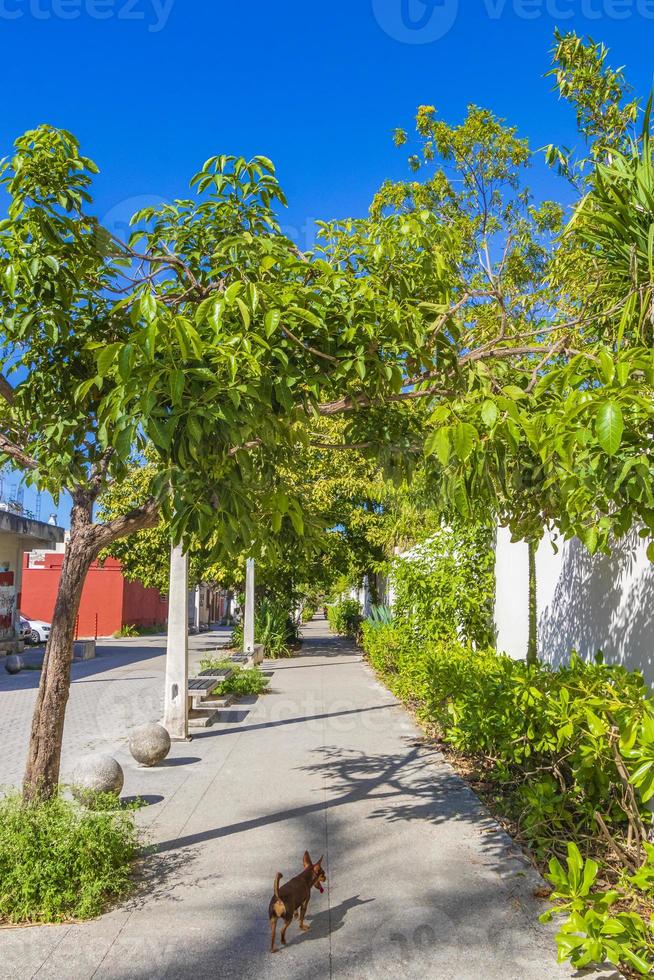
[{"x1": 1, "y1": 620, "x2": 587, "y2": 979}]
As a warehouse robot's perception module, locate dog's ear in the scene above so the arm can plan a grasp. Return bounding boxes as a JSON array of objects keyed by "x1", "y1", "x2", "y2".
[
  {"x1": 315, "y1": 855, "x2": 324, "y2": 868},
  {"x1": 303, "y1": 850, "x2": 312, "y2": 868}
]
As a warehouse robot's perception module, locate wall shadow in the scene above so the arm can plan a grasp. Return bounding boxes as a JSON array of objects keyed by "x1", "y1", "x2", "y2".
[{"x1": 539, "y1": 530, "x2": 654, "y2": 683}]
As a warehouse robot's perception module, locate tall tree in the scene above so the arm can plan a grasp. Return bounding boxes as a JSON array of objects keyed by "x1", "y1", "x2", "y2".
[
  {"x1": 2, "y1": 82, "x2": 603, "y2": 797},
  {"x1": 0, "y1": 130, "x2": 482, "y2": 798}
]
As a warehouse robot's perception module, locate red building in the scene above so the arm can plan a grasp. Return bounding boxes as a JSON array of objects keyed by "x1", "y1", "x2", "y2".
[{"x1": 21, "y1": 551, "x2": 168, "y2": 637}]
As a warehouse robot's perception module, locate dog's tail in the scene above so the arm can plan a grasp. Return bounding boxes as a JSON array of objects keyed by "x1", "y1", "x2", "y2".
[{"x1": 273, "y1": 872, "x2": 283, "y2": 900}]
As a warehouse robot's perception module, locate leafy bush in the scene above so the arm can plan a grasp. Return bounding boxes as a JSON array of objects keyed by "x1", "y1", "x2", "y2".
[
  {"x1": 0, "y1": 793, "x2": 140, "y2": 923},
  {"x1": 391, "y1": 521, "x2": 495, "y2": 648},
  {"x1": 327, "y1": 599, "x2": 362, "y2": 636},
  {"x1": 199, "y1": 655, "x2": 234, "y2": 673},
  {"x1": 541, "y1": 842, "x2": 654, "y2": 975},
  {"x1": 113, "y1": 623, "x2": 139, "y2": 638},
  {"x1": 301, "y1": 603, "x2": 317, "y2": 623},
  {"x1": 233, "y1": 596, "x2": 298, "y2": 657},
  {"x1": 362, "y1": 622, "x2": 654, "y2": 975},
  {"x1": 214, "y1": 666, "x2": 269, "y2": 697},
  {"x1": 113, "y1": 623, "x2": 164, "y2": 638}
]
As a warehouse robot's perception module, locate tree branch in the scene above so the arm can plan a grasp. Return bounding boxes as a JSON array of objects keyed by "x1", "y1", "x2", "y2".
[
  {"x1": 0, "y1": 434, "x2": 38, "y2": 471},
  {"x1": 281, "y1": 325, "x2": 341, "y2": 363},
  {"x1": 0, "y1": 374, "x2": 15, "y2": 406},
  {"x1": 93, "y1": 498, "x2": 160, "y2": 551}
]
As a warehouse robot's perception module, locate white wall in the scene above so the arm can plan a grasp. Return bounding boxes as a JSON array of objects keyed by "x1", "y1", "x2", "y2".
[{"x1": 494, "y1": 526, "x2": 654, "y2": 686}]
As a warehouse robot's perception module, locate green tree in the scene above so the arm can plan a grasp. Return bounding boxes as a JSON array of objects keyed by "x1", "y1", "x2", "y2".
[
  {"x1": 6, "y1": 46, "x2": 629, "y2": 798},
  {"x1": 0, "y1": 130, "x2": 481, "y2": 799}
]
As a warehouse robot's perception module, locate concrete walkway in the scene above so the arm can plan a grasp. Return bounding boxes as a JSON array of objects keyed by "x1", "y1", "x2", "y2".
[{"x1": 2, "y1": 620, "x2": 586, "y2": 979}]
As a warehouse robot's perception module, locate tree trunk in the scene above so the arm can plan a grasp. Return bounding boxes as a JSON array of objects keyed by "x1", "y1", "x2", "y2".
[
  {"x1": 527, "y1": 540, "x2": 538, "y2": 666},
  {"x1": 23, "y1": 497, "x2": 98, "y2": 801},
  {"x1": 23, "y1": 494, "x2": 160, "y2": 803}
]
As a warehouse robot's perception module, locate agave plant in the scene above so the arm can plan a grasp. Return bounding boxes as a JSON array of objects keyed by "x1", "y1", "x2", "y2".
[
  {"x1": 366, "y1": 604, "x2": 394, "y2": 629},
  {"x1": 233, "y1": 597, "x2": 297, "y2": 657}
]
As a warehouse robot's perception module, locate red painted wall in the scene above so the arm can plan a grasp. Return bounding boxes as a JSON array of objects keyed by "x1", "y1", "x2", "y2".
[{"x1": 21, "y1": 553, "x2": 168, "y2": 637}]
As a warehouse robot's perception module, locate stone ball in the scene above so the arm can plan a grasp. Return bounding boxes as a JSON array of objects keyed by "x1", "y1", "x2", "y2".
[
  {"x1": 72, "y1": 753, "x2": 124, "y2": 802},
  {"x1": 128, "y1": 723, "x2": 171, "y2": 767},
  {"x1": 5, "y1": 654, "x2": 23, "y2": 675}
]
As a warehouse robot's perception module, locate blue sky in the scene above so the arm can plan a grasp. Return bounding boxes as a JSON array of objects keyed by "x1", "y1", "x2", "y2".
[{"x1": 3, "y1": 0, "x2": 652, "y2": 526}]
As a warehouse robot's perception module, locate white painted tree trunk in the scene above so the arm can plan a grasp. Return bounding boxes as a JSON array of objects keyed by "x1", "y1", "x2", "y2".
[
  {"x1": 244, "y1": 558, "x2": 255, "y2": 653},
  {"x1": 163, "y1": 544, "x2": 189, "y2": 740}
]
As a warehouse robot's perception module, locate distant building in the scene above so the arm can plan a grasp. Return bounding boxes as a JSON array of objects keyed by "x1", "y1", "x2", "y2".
[
  {"x1": 22, "y1": 552, "x2": 168, "y2": 637},
  {"x1": 0, "y1": 511, "x2": 65, "y2": 654},
  {"x1": 188, "y1": 584, "x2": 233, "y2": 632},
  {"x1": 22, "y1": 548, "x2": 234, "y2": 638}
]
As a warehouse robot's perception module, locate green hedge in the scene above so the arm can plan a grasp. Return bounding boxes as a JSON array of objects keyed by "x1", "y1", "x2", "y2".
[
  {"x1": 327, "y1": 599, "x2": 361, "y2": 636},
  {"x1": 362, "y1": 622, "x2": 654, "y2": 974}
]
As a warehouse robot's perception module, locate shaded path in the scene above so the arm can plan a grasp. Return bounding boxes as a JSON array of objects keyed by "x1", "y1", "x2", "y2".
[{"x1": 1, "y1": 619, "x2": 593, "y2": 979}]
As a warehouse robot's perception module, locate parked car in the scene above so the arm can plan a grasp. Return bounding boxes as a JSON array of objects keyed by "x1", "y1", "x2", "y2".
[{"x1": 19, "y1": 614, "x2": 51, "y2": 645}]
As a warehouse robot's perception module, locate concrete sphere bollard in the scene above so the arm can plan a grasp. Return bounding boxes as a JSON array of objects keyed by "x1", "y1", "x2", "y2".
[
  {"x1": 72, "y1": 753, "x2": 124, "y2": 802},
  {"x1": 128, "y1": 723, "x2": 171, "y2": 767},
  {"x1": 5, "y1": 654, "x2": 23, "y2": 674}
]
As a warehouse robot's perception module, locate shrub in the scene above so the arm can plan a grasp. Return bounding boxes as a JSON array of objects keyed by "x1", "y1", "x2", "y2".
[
  {"x1": 113, "y1": 623, "x2": 139, "y2": 638},
  {"x1": 361, "y1": 622, "x2": 654, "y2": 975},
  {"x1": 199, "y1": 655, "x2": 234, "y2": 673},
  {"x1": 113, "y1": 623, "x2": 165, "y2": 638},
  {"x1": 232, "y1": 596, "x2": 297, "y2": 657},
  {"x1": 327, "y1": 599, "x2": 361, "y2": 636},
  {"x1": 301, "y1": 602, "x2": 317, "y2": 623},
  {"x1": 0, "y1": 793, "x2": 140, "y2": 923},
  {"x1": 214, "y1": 666, "x2": 269, "y2": 697},
  {"x1": 390, "y1": 521, "x2": 495, "y2": 648}
]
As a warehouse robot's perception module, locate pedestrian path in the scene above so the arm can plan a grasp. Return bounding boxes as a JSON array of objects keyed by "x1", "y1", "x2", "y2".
[{"x1": 1, "y1": 619, "x2": 589, "y2": 979}]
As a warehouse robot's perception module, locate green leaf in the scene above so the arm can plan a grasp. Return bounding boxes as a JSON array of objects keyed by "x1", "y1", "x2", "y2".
[
  {"x1": 265, "y1": 310, "x2": 281, "y2": 337},
  {"x1": 452, "y1": 422, "x2": 477, "y2": 461},
  {"x1": 481, "y1": 400, "x2": 498, "y2": 427},
  {"x1": 3, "y1": 264, "x2": 17, "y2": 298},
  {"x1": 289, "y1": 509, "x2": 304, "y2": 536},
  {"x1": 598, "y1": 349, "x2": 615, "y2": 384},
  {"x1": 596, "y1": 401, "x2": 624, "y2": 456},
  {"x1": 425, "y1": 427, "x2": 451, "y2": 466},
  {"x1": 139, "y1": 292, "x2": 157, "y2": 323},
  {"x1": 96, "y1": 344, "x2": 121, "y2": 376},
  {"x1": 43, "y1": 255, "x2": 60, "y2": 275},
  {"x1": 236, "y1": 297, "x2": 251, "y2": 329}
]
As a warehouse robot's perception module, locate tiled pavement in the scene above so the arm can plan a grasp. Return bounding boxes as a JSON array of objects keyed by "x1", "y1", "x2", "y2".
[{"x1": 0, "y1": 621, "x2": 603, "y2": 979}]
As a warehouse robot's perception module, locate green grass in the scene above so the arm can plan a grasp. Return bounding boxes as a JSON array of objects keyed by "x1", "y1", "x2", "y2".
[{"x1": 0, "y1": 792, "x2": 140, "y2": 923}]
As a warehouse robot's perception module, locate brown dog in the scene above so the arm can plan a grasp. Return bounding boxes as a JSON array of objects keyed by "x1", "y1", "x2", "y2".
[{"x1": 269, "y1": 851, "x2": 326, "y2": 952}]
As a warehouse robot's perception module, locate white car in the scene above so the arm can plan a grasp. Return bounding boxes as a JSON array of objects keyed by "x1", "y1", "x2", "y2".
[{"x1": 19, "y1": 615, "x2": 51, "y2": 645}]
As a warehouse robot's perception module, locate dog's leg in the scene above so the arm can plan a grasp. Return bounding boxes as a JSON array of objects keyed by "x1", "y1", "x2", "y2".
[
  {"x1": 299, "y1": 899, "x2": 311, "y2": 931},
  {"x1": 270, "y1": 916, "x2": 279, "y2": 953},
  {"x1": 281, "y1": 916, "x2": 292, "y2": 945}
]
